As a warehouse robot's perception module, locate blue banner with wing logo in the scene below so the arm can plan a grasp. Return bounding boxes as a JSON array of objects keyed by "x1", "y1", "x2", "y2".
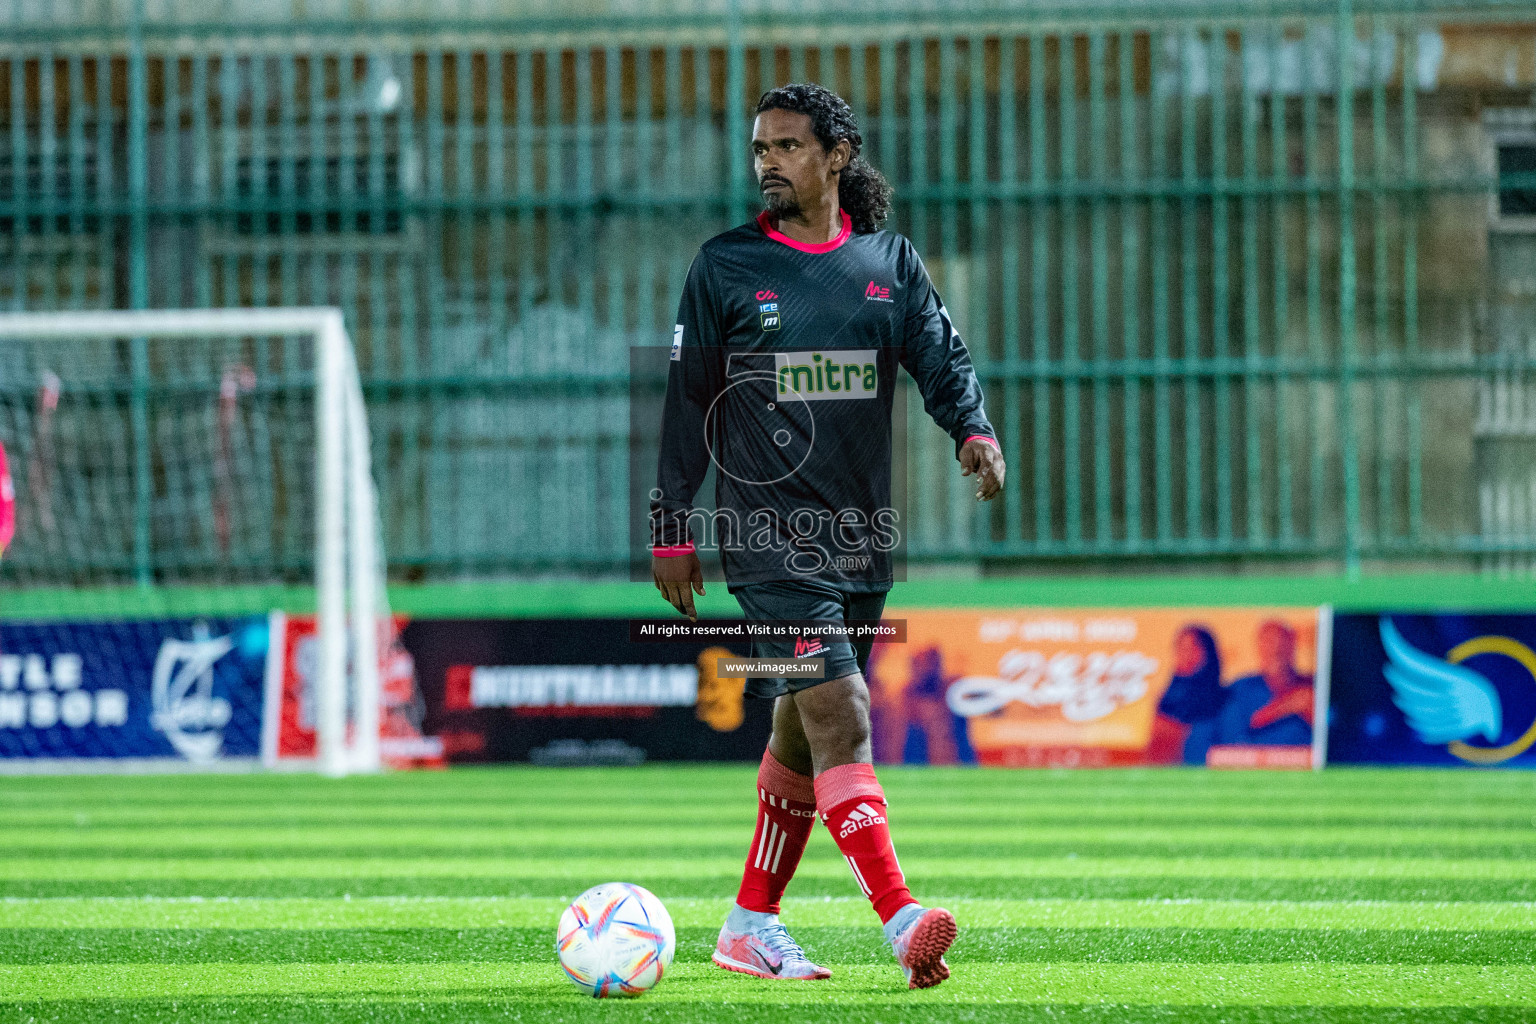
[
  {"x1": 1329, "y1": 613, "x2": 1536, "y2": 767},
  {"x1": 0, "y1": 617, "x2": 269, "y2": 766}
]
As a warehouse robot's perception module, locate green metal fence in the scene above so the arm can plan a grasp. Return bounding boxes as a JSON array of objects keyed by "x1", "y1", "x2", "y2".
[{"x1": 0, "y1": 0, "x2": 1533, "y2": 586}]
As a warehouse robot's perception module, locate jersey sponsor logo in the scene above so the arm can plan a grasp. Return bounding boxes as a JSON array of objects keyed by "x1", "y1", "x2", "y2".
[
  {"x1": 864, "y1": 280, "x2": 893, "y2": 302},
  {"x1": 671, "y1": 324, "x2": 683, "y2": 361},
  {"x1": 837, "y1": 801, "x2": 887, "y2": 838},
  {"x1": 774, "y1": 350, "x2": 877, "y2": 400},
  {"x1": 756, "y1": 289, "x2": 783, "y2": 329}
]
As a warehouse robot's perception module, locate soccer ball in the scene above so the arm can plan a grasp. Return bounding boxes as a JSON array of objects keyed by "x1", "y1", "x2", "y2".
[{"x1": 556, "y1": 882, "x2": 675, "y2": 997}]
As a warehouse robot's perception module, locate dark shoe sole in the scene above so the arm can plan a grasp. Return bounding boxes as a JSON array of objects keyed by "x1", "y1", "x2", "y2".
[{"x1": 902, "y1": 908, "x2": 956, "y2": 990}]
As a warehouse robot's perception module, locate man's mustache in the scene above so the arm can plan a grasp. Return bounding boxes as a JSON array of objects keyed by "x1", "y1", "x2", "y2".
[{"x1": 759, "y1": 176, "x2": 789, "y2": 189}]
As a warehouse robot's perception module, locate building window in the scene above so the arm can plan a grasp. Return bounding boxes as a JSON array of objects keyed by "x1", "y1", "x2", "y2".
[{"x1": 1497, "y1": 143, "x2": 1536, "y2": 220}]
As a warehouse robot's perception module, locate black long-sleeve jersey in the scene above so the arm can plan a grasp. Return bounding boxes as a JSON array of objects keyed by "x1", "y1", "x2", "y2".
[{"x1": 651, "y1": 210, "x2": 997, "y2": 592}]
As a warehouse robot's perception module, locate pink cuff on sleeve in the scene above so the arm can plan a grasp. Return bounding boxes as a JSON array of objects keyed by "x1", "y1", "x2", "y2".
[
  {"x1": 964, "y1": 434, "x2": 1000, "y2": 452},
  {"x1": 651, "y1": 543, "x2": 696, "y2": 557}
]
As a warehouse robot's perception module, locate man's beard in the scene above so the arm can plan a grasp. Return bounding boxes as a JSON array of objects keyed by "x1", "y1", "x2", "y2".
[{"x1": 761, "y1": 186, "x2": 801, "y2": 220}]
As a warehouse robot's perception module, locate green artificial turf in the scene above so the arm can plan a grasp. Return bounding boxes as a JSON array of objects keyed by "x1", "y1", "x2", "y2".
[{"x1": 2, "y1": 766, "x2": 1534, "y2": 1022}]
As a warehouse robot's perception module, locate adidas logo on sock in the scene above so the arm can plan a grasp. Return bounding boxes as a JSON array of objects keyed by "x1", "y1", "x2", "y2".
[{"x1": 837, "y1": 801, "x2": 887, "y2": 838}]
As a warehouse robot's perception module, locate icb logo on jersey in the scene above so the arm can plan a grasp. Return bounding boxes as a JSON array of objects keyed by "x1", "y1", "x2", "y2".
[
  {"x1": 671, "y1": 325, "x2": 683, "y2": 361},
  {"x1": 774, "y1": 350, "x2": 877, "y2": 400},
  {"x1": 151, "y1": 624, "x2": 236, "y2": 764},
  {"x1": 760, "y1": 303, "x2": 781, "y2": 331}
]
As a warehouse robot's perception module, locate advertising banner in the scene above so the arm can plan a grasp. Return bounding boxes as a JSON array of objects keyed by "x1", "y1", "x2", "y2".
[
  {"x1": 1329, "y1": 613, "x2": 1536, "y2": 768},
  {"x1": 263, "y1": 613, "x2": 444, "y2": 769},
  {"x1": 867, "y1": 608, "x2": 1325, "y2": 768},
  {"x1": 404, "y1": 618, "x2": 770, "y2": 763},
  {"x1": 0, "y1": 616, "x2": 268, "y2": 768}
]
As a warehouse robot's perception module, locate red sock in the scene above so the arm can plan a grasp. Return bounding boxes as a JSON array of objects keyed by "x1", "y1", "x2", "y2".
[
  {"x1": 735, "y1": 748, "x2": 818, "y2": 915},
  {"x1": 815, "y1": 763, "x2": 917, "y2": 924}
]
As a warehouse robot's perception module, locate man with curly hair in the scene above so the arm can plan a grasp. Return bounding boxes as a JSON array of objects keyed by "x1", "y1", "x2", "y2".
[{"x1": 650, "y1": 83, "x2": 1005, "y2": 989}]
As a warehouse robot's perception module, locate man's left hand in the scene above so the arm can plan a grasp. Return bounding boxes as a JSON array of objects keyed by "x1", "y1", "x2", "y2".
[{"x1": 959, "y1": 439, "x2": 1005, "y2": 501}]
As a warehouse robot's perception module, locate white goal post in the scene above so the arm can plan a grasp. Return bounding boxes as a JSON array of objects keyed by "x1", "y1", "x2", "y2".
[{"x1": 0, "y1": 307, "x2": 381, "y2": 777}]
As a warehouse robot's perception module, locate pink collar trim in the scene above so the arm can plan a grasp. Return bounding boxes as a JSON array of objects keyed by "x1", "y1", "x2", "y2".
[{"x1": 756, "y1": 209, "x2": 852, "y2": 253}]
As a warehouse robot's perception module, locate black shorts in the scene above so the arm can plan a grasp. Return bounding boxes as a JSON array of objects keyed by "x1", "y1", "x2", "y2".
[{"x1": 731, "y1": 579, "x2": 889, "y2": 699}]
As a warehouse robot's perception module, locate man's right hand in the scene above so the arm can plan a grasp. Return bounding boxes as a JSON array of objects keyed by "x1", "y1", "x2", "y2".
[{"x1": 653, "y1": 551, "x2": 705, "y2": 621}]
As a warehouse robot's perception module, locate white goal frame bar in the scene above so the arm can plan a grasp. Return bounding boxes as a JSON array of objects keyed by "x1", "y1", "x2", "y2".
[{"x1": 0, "y1": 307, "x2": 381, "y2": 776}]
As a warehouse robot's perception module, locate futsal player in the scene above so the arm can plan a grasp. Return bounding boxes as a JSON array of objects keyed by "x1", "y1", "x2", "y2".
[{"x1": 650, "y1": 84, "x2": 1005, "y2": 989}]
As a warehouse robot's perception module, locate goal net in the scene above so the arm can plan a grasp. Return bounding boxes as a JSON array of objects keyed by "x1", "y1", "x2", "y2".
[{"x1": 0, "y1": 308, "x2": 384, "y2": 776}]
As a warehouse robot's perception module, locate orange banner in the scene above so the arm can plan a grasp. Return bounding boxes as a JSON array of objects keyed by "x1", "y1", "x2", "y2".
[{"x1": 867, "y1": 608, "x2": 1320, "y2": 769}]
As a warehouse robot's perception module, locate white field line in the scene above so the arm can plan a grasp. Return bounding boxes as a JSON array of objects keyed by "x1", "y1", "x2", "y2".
[
  {"x1": 4, "y1": 894, "x2": 1534, "y2": 905},
  {"x1": 3, "y1": 895, "x2": 1533, "y2": 931},
  {"x1": 4, "y1": 962, "x2": 1536, "y2": 1006}
]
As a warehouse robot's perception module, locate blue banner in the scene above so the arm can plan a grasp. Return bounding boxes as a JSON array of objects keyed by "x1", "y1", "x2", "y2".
[
  {"x1": 1328, "y1": 613, "x2": 1536, "y2": 768},
  {"x1": 0, "y1": 617, "x2": 269, "y2": 765}
]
